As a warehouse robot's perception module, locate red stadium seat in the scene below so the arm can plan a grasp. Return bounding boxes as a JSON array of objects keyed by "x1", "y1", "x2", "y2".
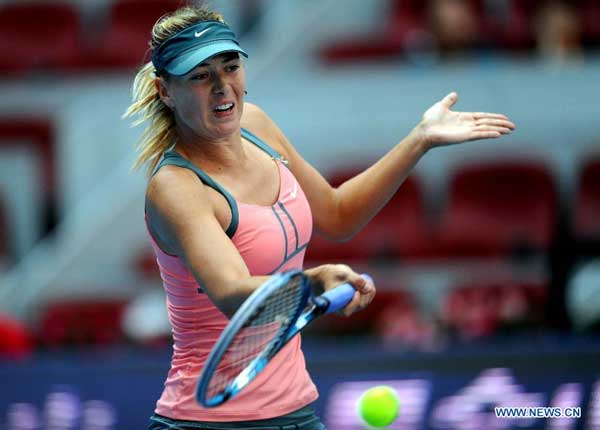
[
  {"x1": 134, "y1": 245, "x2": 160, "y2": 279},
  {"x1": 309, "y1": 281, "x2": 418, "y2": 335},
  {"x1": 304, "y1": 168, "x2": 429, "y2": 263},
  {"x1": 0, "y1": 2, "x2": 81, "y2": 75},
  {"x1": 318, "y1": 0, "x2": 419, "y2": 63},
  {"x1": 318, "y1": 0, "x2": 492, "y2": 63},
  {"x1": 442, "y1": 281, "x2": 547, "y2": 339},
  {"x1": 0, "y1": 313, "x2": 33, "y2": 358},
  {"x1": 580, "y1": 0, "x2": 600, "y2": 46},
  {"x1": 435, "y1": 160, "x2": 557, "y2": 257},
  {"x1": 492, "y1": 0, "x2": 536, "y2": 51},
  {"x1": 39, "y1": 300, "x2": 128, "y2": 347},
  {"x1": 312, "y1": 279, "x2": 435, "y2": 348},
  {"x1": 373, "y1": 288, "x2": 433, "y2": 347},
  {"x1": 574, "y1": 157, "x2": 600, "y2": 239},
  {"x1": 91, "y1": 0, "x2": 181, "y2": 69}
]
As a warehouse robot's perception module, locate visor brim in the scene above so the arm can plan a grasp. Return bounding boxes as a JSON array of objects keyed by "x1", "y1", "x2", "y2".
[{"x1": 163, "y1": 41, "x2": 248, "y2": 76}]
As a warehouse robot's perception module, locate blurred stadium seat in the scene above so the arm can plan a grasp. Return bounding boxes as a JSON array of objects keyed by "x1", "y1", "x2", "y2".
[
  {"x1": 305, "y1": 169, "x2": 429, "y2": 263},
  {"x1": 434, "y1": 160, "x2": 557, "y2": 257},
  {"x1": 89, "y1": 0, "x2": 181, "y2": 70},
  {"x1": 134, "y1": 245, "x2": 160, "y2": 279},
  {"x1": 318, "y1": 0, "x2": 544, "y2": 63},
  {"x1": 574, "y1": 157, "x2": 600, "y2": 240},
  {"x1": 442, "y1": 280, "x2": 548, "y2": 339},
  {"x1": 0, "y1": 2, "x2": 81, "y2": 75},
  {"x1": 317, "y1": 0, "x2": 422, "y2": 63},
  {"x1": 0, "y1": 313, "x2": 33, "y2": 358},
  {"x1": 310, "y1": 282, "x2": 419, "y2": 336},
  {"x1": 39, "y1": 300, "x2": 127, "y2": 347},
  {"x1": 309, "y1": 280, "x2": 437, "y2": 348},
  {"x1": 319, "y1": 0, "x2": 483, "y2": 62},
  {"x1": 581, "y1": 0, "x2": 600, "y2": 45},
  {"x1": 373, "y1": 288, "x2": 434, "y2": 347},
  {"x1": 497, "y1": 0, "x2": 537, "y2": 51},
  {"x1": 318, "y1": 34, "x2": 405, "y2": 64}
]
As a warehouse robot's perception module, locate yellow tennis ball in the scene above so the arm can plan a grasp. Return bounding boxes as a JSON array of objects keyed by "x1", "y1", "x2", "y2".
[{"x1": 357, "y1": 385, "x2": 399, "y2": 428}]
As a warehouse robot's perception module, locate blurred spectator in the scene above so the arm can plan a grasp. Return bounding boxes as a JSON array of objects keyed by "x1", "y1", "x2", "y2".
[
  {"x1": 567, "y1": 259, "x2": 600, "y2": 331},
  {"x1": 428, "y1": 0, "x2": 480, "y2": 54},
  {"x1": 534, "y1": 0, "x2": 584, "y2": 64}
]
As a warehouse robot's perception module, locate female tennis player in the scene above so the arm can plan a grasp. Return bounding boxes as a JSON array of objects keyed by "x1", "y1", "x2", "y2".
[{"x1": 123, "y1": 4, "x2": 514, "y2": 429}]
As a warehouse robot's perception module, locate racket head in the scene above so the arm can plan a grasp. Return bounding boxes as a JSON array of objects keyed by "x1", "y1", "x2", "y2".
[{"x1": 196, "y1": 270, "x2": 311, "y2": 407}]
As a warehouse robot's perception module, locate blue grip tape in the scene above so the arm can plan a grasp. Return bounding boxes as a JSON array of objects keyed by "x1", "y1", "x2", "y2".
[{"x1": 321, "y1": 274, "x2": 372, "y2": 314}]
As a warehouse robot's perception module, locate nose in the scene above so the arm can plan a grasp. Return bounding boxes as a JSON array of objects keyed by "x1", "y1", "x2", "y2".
[{"x1": 211, "y1": 72, "x2": 226, "y2": 95}]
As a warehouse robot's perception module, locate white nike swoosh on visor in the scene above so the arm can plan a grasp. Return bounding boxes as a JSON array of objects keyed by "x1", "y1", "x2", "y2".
[{"x1": 195, "y1": 28, "x2": 211, "y2": 38}]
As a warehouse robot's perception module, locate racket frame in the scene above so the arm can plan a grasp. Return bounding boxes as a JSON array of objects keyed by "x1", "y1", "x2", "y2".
[
  {"x1": 196, "y1": 270, "x2": 311, "y2": 407},
  {"x1": 196, "y1": 271, "x2": 367, "y2": 407}
]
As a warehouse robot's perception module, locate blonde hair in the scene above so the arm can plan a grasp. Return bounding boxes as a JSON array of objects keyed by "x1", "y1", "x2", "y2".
[{"x1": 123, "y1": 3, "x2": 225, "y2": 175}]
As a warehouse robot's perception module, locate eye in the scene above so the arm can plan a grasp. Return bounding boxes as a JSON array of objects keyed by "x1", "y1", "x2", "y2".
[
  {"x1": 191, "y1": 72, "x2": 209, "y2": 81},
  {"x1": 226, "y1": 64, "x2": 240, "y2": 73}
]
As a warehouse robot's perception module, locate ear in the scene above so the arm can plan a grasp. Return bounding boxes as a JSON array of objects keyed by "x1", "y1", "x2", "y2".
[{"x1": 155, "y1": 77, "x2": 175, "y2": 110}]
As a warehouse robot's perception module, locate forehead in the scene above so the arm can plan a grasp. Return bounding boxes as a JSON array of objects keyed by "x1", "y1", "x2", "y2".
[{"x1": 196, "y1": 52, "x2": 240, "y2": 67}]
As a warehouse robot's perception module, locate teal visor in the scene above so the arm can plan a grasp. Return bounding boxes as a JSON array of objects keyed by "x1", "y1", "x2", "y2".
[{"x1": 151, "y1": 20, "x2": 248, "y2": 76}]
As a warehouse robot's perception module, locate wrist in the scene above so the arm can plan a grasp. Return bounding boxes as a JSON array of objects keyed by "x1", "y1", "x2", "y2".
[
  {"x1": 304, "y1": 267, "x2": 325, "y2": 295},
  {"x1": 304, "y1": 264, "x2": 331, "y2": 296},
  {"x1": 409, "y1": 122, "x2": 432, "y2": 154}
]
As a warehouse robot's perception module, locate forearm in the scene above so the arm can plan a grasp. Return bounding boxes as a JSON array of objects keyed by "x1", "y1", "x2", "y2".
[
  {"x1": 210, "y1": 268, "x2": 342, "y2": 317},
  {"x1": 211, "y1": 275, "x2": 271, "y2": 318},
  {"x1": 330, "y1": 125, "x2": 429, "y2": 240}
]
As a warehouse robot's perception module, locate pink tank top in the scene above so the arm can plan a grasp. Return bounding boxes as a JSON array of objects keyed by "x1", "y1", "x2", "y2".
[{"x1": 146, "y1": 129, "x2": 317, "y2": 421}]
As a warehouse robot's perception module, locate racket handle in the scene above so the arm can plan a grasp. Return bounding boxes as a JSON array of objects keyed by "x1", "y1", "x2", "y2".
[{"x1": 321, "y1": 274, "x2": 373, "y2": 314}]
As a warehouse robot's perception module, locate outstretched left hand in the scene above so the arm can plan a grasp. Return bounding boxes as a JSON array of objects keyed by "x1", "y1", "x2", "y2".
[{"x1": 417, "y1": 92, "x2": 516, "y2": 149}]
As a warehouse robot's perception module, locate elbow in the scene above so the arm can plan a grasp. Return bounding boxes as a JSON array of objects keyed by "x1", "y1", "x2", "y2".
[
  {"x1": 317, "y1": 210, "x2": 361, "y2": 242},
  {"x1": 205, "y1": 276, "x2": 260, "y2": 319},
  {"x1": 336, "y1": 228, "x2": 361, "y2": 243},
  {"x1": 204, "y1": 284, "x2": 248, "y2": 319},
  {"x1": 339, "y1": 231, "x2": 360, "y2": 242},
  {"x1": 211, "y1": 293, "x2": 245, "y2": 319},
  {"x1": 317, "y1": 223, "x2": 360, "y2": 243},
  {"x1": 318, "y1": 190, "x2": 362, "y2": 242}
]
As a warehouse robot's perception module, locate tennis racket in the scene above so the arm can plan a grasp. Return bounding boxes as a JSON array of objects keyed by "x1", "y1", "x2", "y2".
[{"x1": 196, "y1": 269, "x2": 372, "y2": 407}]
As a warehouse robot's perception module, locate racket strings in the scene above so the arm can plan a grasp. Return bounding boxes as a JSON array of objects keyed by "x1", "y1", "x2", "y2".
[{"x1": 205, "y1": 275, "x2": 306, "y2": 401}]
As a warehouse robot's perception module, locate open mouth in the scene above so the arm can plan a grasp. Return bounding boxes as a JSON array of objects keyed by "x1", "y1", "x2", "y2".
[{"x1": 214, "y1": 102, "x2": 234, "y2": 114}]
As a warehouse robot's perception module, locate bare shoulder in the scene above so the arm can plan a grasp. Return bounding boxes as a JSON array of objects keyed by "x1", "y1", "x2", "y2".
[
  {"x1": 146, "y1": 165, "x2": 213, "y2": 224},
  {"x1": 148, "y1": 165, "x2": 201, "y2": 204},
  {"x1": 241, "y1": 102, "x2": 291, "y2": 160},
  {"x1": 240, "y1": 102, "x2": 271, "y2": 130},
  {"x1": 145, "y1": 164, "x2": 217, "y2": 254}
]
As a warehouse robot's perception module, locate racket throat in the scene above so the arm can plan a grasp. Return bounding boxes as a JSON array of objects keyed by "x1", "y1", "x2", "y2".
[{"x1": 231, "y1": 356, "x2": 269, "y2": 391}]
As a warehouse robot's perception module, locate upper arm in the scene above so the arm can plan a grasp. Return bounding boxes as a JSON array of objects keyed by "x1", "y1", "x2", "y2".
[
  {"x1": 145, "y1": 167, "x2": 252, "y2": 307},
  {"x1": 242, "y1": 103, "x2": 344, "y2": 239}
]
